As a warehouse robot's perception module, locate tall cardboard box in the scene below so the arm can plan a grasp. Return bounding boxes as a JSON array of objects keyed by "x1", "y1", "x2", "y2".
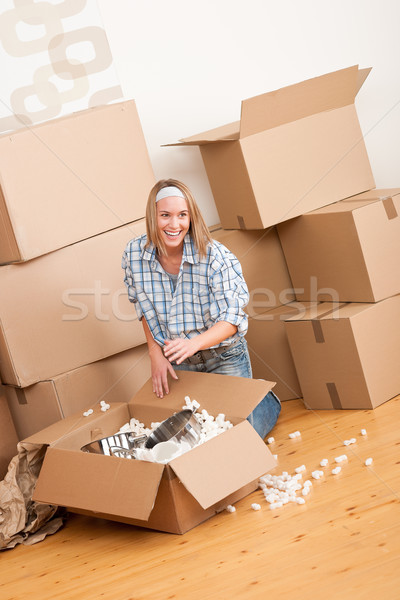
[
  {"x1": 29, "y1": 372, "x2": 277, "y2": 534},
  {"x1": 0, "y1": 101, "x2": 155, "y2": 264},
  {"x1": 170, "y1": 65, "x2": 374, "y2": 230},
  {"x1": 0, "y1": 220, "x2": 146, "y2": 387},
  {"x1": 284, "y1": 297, "x2": 400, "y2": 409},
  {"x1": 5, "y1": 345, "x2": 151, "y2": 439},
  {"x1": 0, "y1": 392, "x2": 18, "y2": 479},
  {"x1": 246, "y1": 303, "x2": 319, "y2": 401},
  {"x1": 211, "y1": 225, "x2": 295, "y2": 307},
  {"x1": 278, "y1": 189, "x2": 400, "y2": 302}
]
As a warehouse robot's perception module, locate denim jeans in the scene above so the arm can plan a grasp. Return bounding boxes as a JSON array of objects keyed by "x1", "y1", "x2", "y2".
[{"x1": 173, "y1": 337, "x2": 281, "y2": 439}]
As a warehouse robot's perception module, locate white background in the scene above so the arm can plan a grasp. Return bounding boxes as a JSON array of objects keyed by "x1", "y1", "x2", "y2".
[{"x1": 96, "y1": 0, "x2": 400, "y2": 226}]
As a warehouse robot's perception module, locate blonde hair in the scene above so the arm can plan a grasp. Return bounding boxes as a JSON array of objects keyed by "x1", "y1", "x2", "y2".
[{"x1": 145, "y1": 179, "x2": 212, "y2": 257}]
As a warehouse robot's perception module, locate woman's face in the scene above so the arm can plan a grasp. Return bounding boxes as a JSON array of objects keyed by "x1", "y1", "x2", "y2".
[{"x1": 156, "y1": 195, "x2": 190, "y2": 253}]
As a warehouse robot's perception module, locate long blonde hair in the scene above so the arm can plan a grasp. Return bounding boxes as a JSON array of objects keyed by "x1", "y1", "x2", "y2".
[{"x1": 145, "y1": 179, "x2": 212, "y2": 257}]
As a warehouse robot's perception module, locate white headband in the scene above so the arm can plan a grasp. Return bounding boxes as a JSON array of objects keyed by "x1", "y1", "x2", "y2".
[{"x1": 155, "y1": 186, "x2": 186, "y2": 202}]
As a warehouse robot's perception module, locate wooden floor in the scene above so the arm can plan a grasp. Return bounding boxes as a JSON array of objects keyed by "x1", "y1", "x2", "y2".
[{"x1": 1, "y1": 395, "x2": 400, "y2": 600}]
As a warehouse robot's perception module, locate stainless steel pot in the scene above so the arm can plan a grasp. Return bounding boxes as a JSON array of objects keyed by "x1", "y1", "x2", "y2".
[
  {"x1": 81, "y1": 432, "x2": 147, "y2": 458},
  {"x1": 144, "y1": 409, "x2": 201, "y2": 449}
]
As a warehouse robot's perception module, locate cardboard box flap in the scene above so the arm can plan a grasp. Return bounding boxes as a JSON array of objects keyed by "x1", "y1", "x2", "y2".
[
  {"x1": 175, "y1": 121, "x2": 240, "y2": 145},
  {"x1": 356, "y1": 67, "x2": 372, "y2": 95},
  {"x1": 129, "y1": 371, "x2": 275, "y2": 424},
  {"x1": 170, "y1": 420, "x2": 276, "y2": 509},
  {"x1": 24, "y1": 403, "x2": 129, "y2": 446},
  {"x1": 33, "y1": 448, "x2": 164, "y2": 521},
  {"x1": 239, "y1": 65, "x2": 369, "y2": 138}
]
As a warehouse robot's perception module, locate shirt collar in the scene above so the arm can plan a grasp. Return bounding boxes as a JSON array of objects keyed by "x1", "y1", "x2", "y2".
[{"x1": 141, "y1": 234, "x2": 200, "y2": 266}]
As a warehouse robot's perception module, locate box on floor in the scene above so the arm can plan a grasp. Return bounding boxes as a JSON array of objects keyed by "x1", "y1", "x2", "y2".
[
  {"x1": 284, "y1": 296, "x2": 400, "y2": 409},
  {"x1": 246, "y1": 302, "x2": 320, "y2": 401},
  {"x1": 0, "y1": 220, "x2": 146, "y2": 387},
  {"x1": 29, "y1": 371, "x2": 277, "y2": 534},
  {"x1": 211, "y1": 225, "x2": 295, "y2": 307},
  {"x1": 0, "y1": 101, "x2": 155, "y2": 265},
  {"x1": 0, "y1": 392, "x2": 19, "y2": 479},
  {"x1": 278, "y1": 188, "x2": 400, "y2": 302},
  {"x1": 5, "y1": 344, "x2": 151, "y2": 440},
  {"x1": 169, "y1": 65, "x2": 374, "y2": 230}
]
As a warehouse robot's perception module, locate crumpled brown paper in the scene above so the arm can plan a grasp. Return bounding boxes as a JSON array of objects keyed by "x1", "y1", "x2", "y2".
[{"x1": 0, "y1": 441, "x2": 66, "y2": 550}]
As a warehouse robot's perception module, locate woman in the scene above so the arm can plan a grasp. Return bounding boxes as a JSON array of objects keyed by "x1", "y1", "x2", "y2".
[{"x1": 122, "y1": 178, "x2": 280, "y2": 438}]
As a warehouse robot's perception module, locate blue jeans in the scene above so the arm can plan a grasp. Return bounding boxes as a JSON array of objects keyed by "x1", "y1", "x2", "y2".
[{"x1": 173, "y1": 337, "x2": 281, "y2": 439}]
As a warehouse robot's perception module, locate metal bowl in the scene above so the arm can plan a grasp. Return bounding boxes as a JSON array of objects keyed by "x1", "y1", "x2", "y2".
[
  {"x1": 144, "y1": 409, "x2": 201, "y2": 449},
  {"x1": 81, "y1": 432, "x2": 147, "y2": 458}
]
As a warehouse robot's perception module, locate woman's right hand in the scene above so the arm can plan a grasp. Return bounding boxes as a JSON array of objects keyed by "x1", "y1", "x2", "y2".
[{"x1": 149, "y1": 350, "x2": 178, "y2": 398}]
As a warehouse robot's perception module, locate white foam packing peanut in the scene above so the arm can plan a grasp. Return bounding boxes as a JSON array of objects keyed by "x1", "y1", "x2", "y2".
[
  {"x1": 361, "y1": 429, "x2": 367, "y2": 436},
  {"x1": 226, "y1": 505, "x2": 236, "y2": 513},
  {"x1": 267, "y1": 437, "x2": 275, "y2": 444},
  {"x1": 251, "y1": 503, "x2": 261, "y2": 511},
  {"x1": 83, "y1": 408, "x2": 94, "y2": 417},
  {"x1": 365, "y1": 458, "x2": 373, "y2": 466},
  {"x1": 320, "y1": 459, "x2": 329, "y2": 467},
  {"x1": 289, "y1": 430, "x2": 301, "y2": 439},
  {"x1": 335, "y1": 454, "x2": 348, "y2": 463},
  {"x1": 332, "y1": 466, "x2": 341, "y2": 475}
]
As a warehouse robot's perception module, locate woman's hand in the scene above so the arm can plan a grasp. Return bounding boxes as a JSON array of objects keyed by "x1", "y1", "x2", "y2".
[
  {"x1": 149, "y1": 350, "x2": 178, "y2": 398},
  {"x1": 163, "y1": 338, "x2": 199, "y2": 365}
]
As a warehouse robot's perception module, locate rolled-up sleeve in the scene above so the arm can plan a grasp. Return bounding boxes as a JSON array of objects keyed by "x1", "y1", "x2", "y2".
[
  {"x1": 209, "y1": 250, "x2": 249, "y2": 336},
  {"x1": 122, "y1": 248, "x2": 143, "y2": 321}
]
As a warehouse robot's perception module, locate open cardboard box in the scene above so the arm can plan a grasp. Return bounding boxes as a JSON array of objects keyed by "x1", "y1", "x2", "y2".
[
  {"x1": 0, "y1": 100, "x2": 155, "y2": 264},
  {"x1": 29, "y1": 371, "x2": 277, "y2": 534},
  {"x1": 168, "y1": 65, "x2": 375, "y2": 230},
  {"x1": 284, "y1": 296, "x2": 400, "y2": 409},
  {"x1": 278, "y1": 188, "x2": 400, "y2": 302}
]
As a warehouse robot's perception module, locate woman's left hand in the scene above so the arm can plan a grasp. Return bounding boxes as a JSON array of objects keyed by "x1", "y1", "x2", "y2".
[{"x1": 163, "y1": 338, "x2": 199, "y2": 365}]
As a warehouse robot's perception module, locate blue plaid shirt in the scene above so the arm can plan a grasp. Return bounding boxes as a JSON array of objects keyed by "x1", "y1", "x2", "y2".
[{"x1": 122, "y1": 233, "x2": 249, "y2": 347}]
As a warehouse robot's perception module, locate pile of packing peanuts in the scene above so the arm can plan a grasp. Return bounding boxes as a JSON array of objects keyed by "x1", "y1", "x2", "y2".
[{"x1": 227, "y1": 426, "x2": 373, "y2": 513}]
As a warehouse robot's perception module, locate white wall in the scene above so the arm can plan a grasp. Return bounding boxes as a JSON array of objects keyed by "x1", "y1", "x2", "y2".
[{"x1": 96, "y1": 0, "x2": 400, "y2": 226}]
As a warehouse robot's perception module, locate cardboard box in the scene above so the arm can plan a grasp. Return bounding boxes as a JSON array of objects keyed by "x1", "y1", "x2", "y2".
[
  {"x1": 0, "y1": 391, "x2": 19, "y2": 479},
  {"x1": 0, "y1": 220, "x2": 147, "y2": 387},
  {"x1": 211, "y1": 225, "x2": 295, "y2": 307},
  {"x1": 278, "y1": 188, "x2": 400, "y2": 302},
  {"x1": 5, "y1": 345, "x2": 151, "y2": 440},
  {"x1": 246, "y1": 303, "x2": 320, "y2": 401},
  {"x1": 170, "y1": 65, "x2": 375, "y2": 230},
  {"x1": 30, "y1": 371, "x2": 277, "y2": 534},
  {"x1": 284, "y1": 296, "x2": 400, "y2": 409},
  {"x1": 0, "y1": 101, "x2": 155, "y2": 264}
]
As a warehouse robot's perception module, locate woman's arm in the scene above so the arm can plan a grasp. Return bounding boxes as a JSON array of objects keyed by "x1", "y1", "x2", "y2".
[
  {"x1": 163, "y1": 321, "x2": 238, "y2": 365},
  {"x1": 142, "y1": 318, "x2": 178, "y2": 398}
]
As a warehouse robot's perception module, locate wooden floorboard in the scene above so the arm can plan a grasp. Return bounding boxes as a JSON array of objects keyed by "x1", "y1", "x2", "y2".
[{"x1": 1, "y1": 395, "x2": 399, "y2": 600}]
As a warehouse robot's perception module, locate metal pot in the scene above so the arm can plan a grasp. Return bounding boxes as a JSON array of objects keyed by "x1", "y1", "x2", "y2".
[
  {"x1": 81, "y1": 432, "x2": 147, "y2": 458},
  {"x1": 144, "y1": 409, "x2": 201, "y2": 449}
]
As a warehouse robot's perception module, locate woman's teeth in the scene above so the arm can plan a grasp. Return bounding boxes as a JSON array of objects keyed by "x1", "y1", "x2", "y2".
[{"x1": 165, "y1": 231, "x2": 180, "y2": 237}]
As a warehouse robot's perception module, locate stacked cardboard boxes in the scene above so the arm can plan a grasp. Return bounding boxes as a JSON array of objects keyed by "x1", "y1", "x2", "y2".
[
  {"x1": 0, "y1": 101, "x2": 155, "y2": 442},
  {"x1": 277, "y1": 189, "x2": 400, "y2": 409},
  {"x1": 177, "y1": 65, "x2": 391, "y2": 408}
]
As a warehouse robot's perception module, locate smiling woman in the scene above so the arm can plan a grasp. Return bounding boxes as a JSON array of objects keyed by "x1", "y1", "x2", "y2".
[{"x1": 122, "y1": 178, "x2": 281, "y2": 439}]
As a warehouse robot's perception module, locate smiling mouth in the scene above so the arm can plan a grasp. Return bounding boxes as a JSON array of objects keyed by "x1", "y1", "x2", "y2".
[{"x1": 164, "y1": 230, "x2": 181, "y2": 237}]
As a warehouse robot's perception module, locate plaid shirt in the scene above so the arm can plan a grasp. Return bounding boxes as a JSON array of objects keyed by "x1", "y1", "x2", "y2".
[{"x1": 122, "y1": 233, "x2": 249, "y2": 346}]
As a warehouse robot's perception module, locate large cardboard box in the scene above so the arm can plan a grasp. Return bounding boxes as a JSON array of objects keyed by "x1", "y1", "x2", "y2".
[
  {"x1": 0, "y1": 392, "x2": 18, "y2": 479},
  {"x1": 0, "y1": 101, "x2": 155, "y2": 264},
  {"x1": 211, "y1": 225, "x2": 295, "y2": 307},
  {"x1": 278, "y1": 188, "x2": 400, "y2": 303},
  {"x1": 284, "y1": 297, "x2": 400, "y2": 409},
  {"x1": 5, "y1": 345, "x2": 151, "y2": 440},
  {"x1": 246, "y1": 303, "x2": 319, "y2": 401},
  {"x1": 170, "y1": 65, "x2": 374, "y2": 230},
  {"x1": 30, "y1": 371, "x2": 277, "y2": 534},
  {"x1": 0, "y1": 220, "x2": 146, "y2": 387}
]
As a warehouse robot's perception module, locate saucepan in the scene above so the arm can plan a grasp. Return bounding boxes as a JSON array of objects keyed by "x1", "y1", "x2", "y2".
[{"x1": 80, "y1": 408, "x2": 201, "y2": 459}]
